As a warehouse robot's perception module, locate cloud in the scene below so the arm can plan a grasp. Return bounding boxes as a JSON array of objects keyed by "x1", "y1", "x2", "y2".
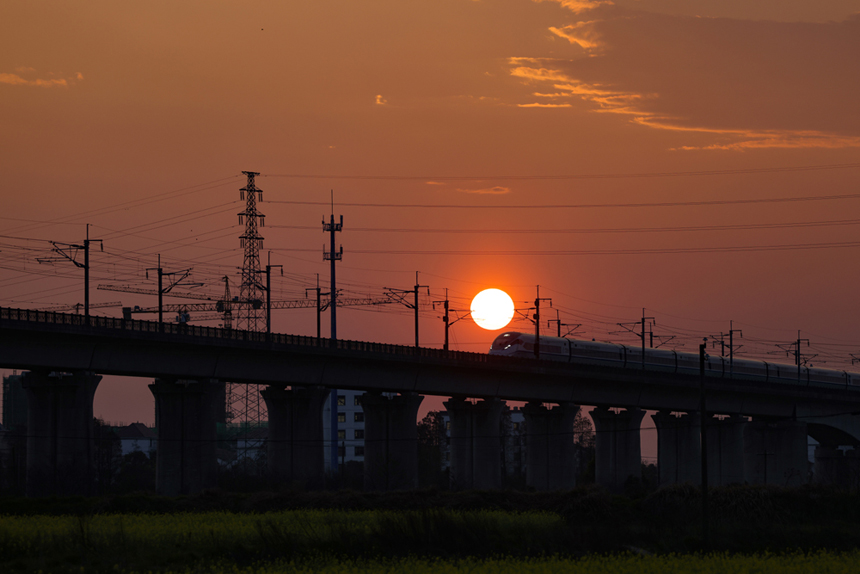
[
  {"x1": 534, "y1": 0, "x2": 614, "y2": 15},
  {"x1": 425, "y1": 181, "x2": 446, "y2": 186},
  {"x1": 549, "y1": 21, "x2": 604, "y2": 50},
  {"x1": 456, "y1": 186, "x2": 511, "y2": 194},
  {"x1": 506, "y1": 8, "x2": 860, "y2": 150},
  {"x1": 0, "y1": 69, "x2": 83, "y2": 88},
  {"x1": 375, "y1": 94, "x2": 388, "y2": 105},
  {"x1": 517, "y1": 102, "x2": 572, "y2": 108}
]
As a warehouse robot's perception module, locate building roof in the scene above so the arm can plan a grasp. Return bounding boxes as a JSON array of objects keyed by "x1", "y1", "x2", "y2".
[{"x1": 114, "y1": 422, "x2": 157, "y2": 440}]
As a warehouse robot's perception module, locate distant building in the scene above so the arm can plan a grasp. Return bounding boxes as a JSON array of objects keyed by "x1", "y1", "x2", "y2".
[
  {"x1": 323, "y1": 390, "x2": 367, "y2": 471},
  {"x1": 113, "y1": 422, "x2": 157, "y2": 457}
]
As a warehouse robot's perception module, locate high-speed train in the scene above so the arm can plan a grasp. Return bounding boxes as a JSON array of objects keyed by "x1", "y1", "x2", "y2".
[{"x1": 489, "y1": 331, "x2": 860, "y2": 388}]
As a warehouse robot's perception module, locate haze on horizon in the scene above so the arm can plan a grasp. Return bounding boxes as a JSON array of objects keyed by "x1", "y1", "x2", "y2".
[{"x1": 2, "y1": 0, "x2": 860, "y2": 446}]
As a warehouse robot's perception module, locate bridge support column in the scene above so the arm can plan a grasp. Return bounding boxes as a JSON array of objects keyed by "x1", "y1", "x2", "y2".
[
  {"x1": 361, "y1": 392, "x2": 423, "y2": 490},
  {"x1": 22, "y1": 370, "x2": 101, "y2": 497},
  {"x1": 590, "y1": 406, "x2": 645, "y2": 492},
  {"x1": 444, "y1": 397, "x2": 505, "y2": 490},
  {"x1": 261, "y1": 385, "x2": 328, "y2": 488},
  {"x1": 523, "y1": 402, "x2": 579, "y2": 490},
  {"x1": 652, "y1": 410, "x2": 700, "y2": 486},
  {"x1": 149, "y1": 378, "x2": 222, "y2": 496},
  {"x1": 743, "y1": 419, "x2": 809, "y2": 486},
  {"x1": 706, "y1": 414, "x2": 747, "y2": 486},
  {"x1": 813, "y1": 445, "x2": 846, "y2": 485}
]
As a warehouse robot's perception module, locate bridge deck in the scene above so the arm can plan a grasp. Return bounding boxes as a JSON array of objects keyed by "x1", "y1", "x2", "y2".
[{"x1": 2, "y1": 307, "x2": 860, "y2": 419}]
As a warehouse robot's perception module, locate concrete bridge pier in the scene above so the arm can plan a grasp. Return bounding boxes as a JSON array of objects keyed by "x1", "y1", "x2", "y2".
[
  {"x1": 149, "y1": 378, "x2": 222, "y2": 496},
  {"x1": 706, "y1": 414, "x2": 747, "y2": 485},
  {"x1": 361, "y1": 392, "x2": 424, "y2": 490},
  {"x1": 523, "y1": 402, "x2": 579, "y2": 490},
  {"x1": 22, "y1": 370, "x2": 101, "y2": 497},
  {"x1": 652, "y1": 410, "x2": 701, "y2": 486},
  {"x1": 261, "y1": 385, "x2": 328, "y2": 488},
  {"x1": 444, "y1": 397, "x2": 505, "y2": 490},
  {"x1": 743, "y1": 419, "x2": 809, "y2": 486},
  {"x1": 590, "y1": 406, "x2": 645, "y2": 492},
  {"x1": 813, "y1": 445, "x2": 847, "y2": 485}
]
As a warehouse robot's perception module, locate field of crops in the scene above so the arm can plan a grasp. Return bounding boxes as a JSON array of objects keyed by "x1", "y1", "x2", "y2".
[
  {"x1": 155, "y1": 553, "x2": 860, "y2": 574},
  {"x1": 1, "y1": 508, "x2": 860, "y2": 573},
  {"x1": 4, "y1": 486, "x2": 860, "y2": 572}
]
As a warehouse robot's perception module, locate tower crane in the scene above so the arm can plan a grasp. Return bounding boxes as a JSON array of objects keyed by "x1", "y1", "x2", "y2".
[{"x1": 37, "y1": 301, "x2": 122, "y2": 314}]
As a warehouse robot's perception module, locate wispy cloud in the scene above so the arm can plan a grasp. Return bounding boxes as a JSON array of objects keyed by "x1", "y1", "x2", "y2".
[
  {"x1": 534, "y1": 0, "x2": 613, "y2": 15},
  {"x1": 549, "y1": 21, "x2": 603, "y2": 50},
  {"x1": 504, "y1": 9, "x2": 860, "y2": 151},
  {"x1": 425, "y1": 181, "x2": 446, "y2": 186},
  {"x1": 0, "y1": 69, "x2": 83, "y2": 88},
  {"x1": 456, "y1": 186, "x2": 511, "y2": 195},
  {"x1": 517, "y1": 102, "x2": 572, "y2": 108}
]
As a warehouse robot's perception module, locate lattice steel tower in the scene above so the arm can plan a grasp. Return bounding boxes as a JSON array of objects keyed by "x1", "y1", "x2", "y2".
[
  {"x1": 238, "y1": 171, "x2": 266, "y2": 331},
  {"x1": 229, "y1": 171, "x2": 267, "y2": 432}
]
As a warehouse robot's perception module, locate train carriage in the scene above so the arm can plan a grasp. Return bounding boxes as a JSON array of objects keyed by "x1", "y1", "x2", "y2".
[{"x1": 489, "y1": 331, "x2": 860, "y2": 389}]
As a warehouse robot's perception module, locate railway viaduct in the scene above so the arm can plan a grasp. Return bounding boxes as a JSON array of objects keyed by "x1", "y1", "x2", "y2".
[{"x1": 3, "y1": 307, "x2": 860, "y2": 496}]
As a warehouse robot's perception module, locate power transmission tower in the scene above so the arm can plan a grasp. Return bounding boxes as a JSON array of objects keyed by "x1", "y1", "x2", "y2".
[
  {"x1": 230, "y1": 171, "x2": 267, "y2": 461},
  {"x1": 237, "y1": 171, "x2": 266, "y2": 332}
]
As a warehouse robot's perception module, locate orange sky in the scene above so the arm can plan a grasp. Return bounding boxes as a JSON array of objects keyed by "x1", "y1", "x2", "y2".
[{"x1": 3, "y1": 0, "x2": 860, "y2": 454}]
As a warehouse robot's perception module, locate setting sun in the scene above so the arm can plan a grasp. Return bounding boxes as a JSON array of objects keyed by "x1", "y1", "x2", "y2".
[{"x1": 470, "y1": 288, "x2": 515, "y2": 331}]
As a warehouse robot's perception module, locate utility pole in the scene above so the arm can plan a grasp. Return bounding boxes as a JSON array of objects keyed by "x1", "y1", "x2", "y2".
[
  {"x1": 306, "y1": 274, "x2": 329, "y2": 341},
  {"x1": 699, "y1": 338, "x2": 709, "y2": 549},
  {"x1": 262, "y1": 252, "x2": 283, "y2": 334},
  {"x1": 146, "y1": 256, "x2": 199, "y2": 330},
  {"x1": 729, "y1": 321, "x2": 743, "y2": 378},
  {"x1": 533, "y1": 285, "x2": 552, "y2": 359},
  {"x1": 433, "y1": 289, "x2": 471, "y2": 351},
  {"x1": 385, "y1": 272, "x2": 429, "y2": 348},
  {"x1": 777, "y1": 331, "x2": 812, "y2": 382},
  {"x1": 548, "y1": 309, "x2": 581, "y2": 338},
  {"x1": 434, "y1": 289, "x2": 450, "y2": 351},
  {"x1": 615, "y1": 311, "x2": 654, "y2": 370},
  {"x1": 414, "y1": 272, "x2": 428, "y2": 348},
  {"x1": 322, "y1": 193, "x2": 343, "y2": 341},
  {"x1": 150, "y1": 257, "x2": 163, "y2": 326},
  {"x1": 641, "y1": 309, "x2": 655, "y2": 370},
  {"x1": 322, "y1": 192, "x2": 343, "y2": 475},
  {"x1": 38, "y1": 225, "x2": 103, "y2": 324}
]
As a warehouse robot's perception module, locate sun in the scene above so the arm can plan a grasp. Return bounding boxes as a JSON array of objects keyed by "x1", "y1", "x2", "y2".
[{"x1": 471, "y1": 288, "x2": 515, "y2": 331}]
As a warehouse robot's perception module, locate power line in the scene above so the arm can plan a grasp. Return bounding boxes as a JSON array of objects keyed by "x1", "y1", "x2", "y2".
[
  {"x1": 260, "y1": 161, "x2": 860, "y2": 181},
  {"x1": 270, "y1": 218, "x2": 860, "y2": 235},
  {"x1": 266, "y1": 191, "x2": 860, "y2": 210},
  {"x1": 272, "y1": 240, "x2": 860, "y2": 256}
]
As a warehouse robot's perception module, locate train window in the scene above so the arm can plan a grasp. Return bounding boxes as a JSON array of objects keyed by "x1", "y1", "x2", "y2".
[{"x1": 491, "y1": 333, "x2": 519, "y2": 350}]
